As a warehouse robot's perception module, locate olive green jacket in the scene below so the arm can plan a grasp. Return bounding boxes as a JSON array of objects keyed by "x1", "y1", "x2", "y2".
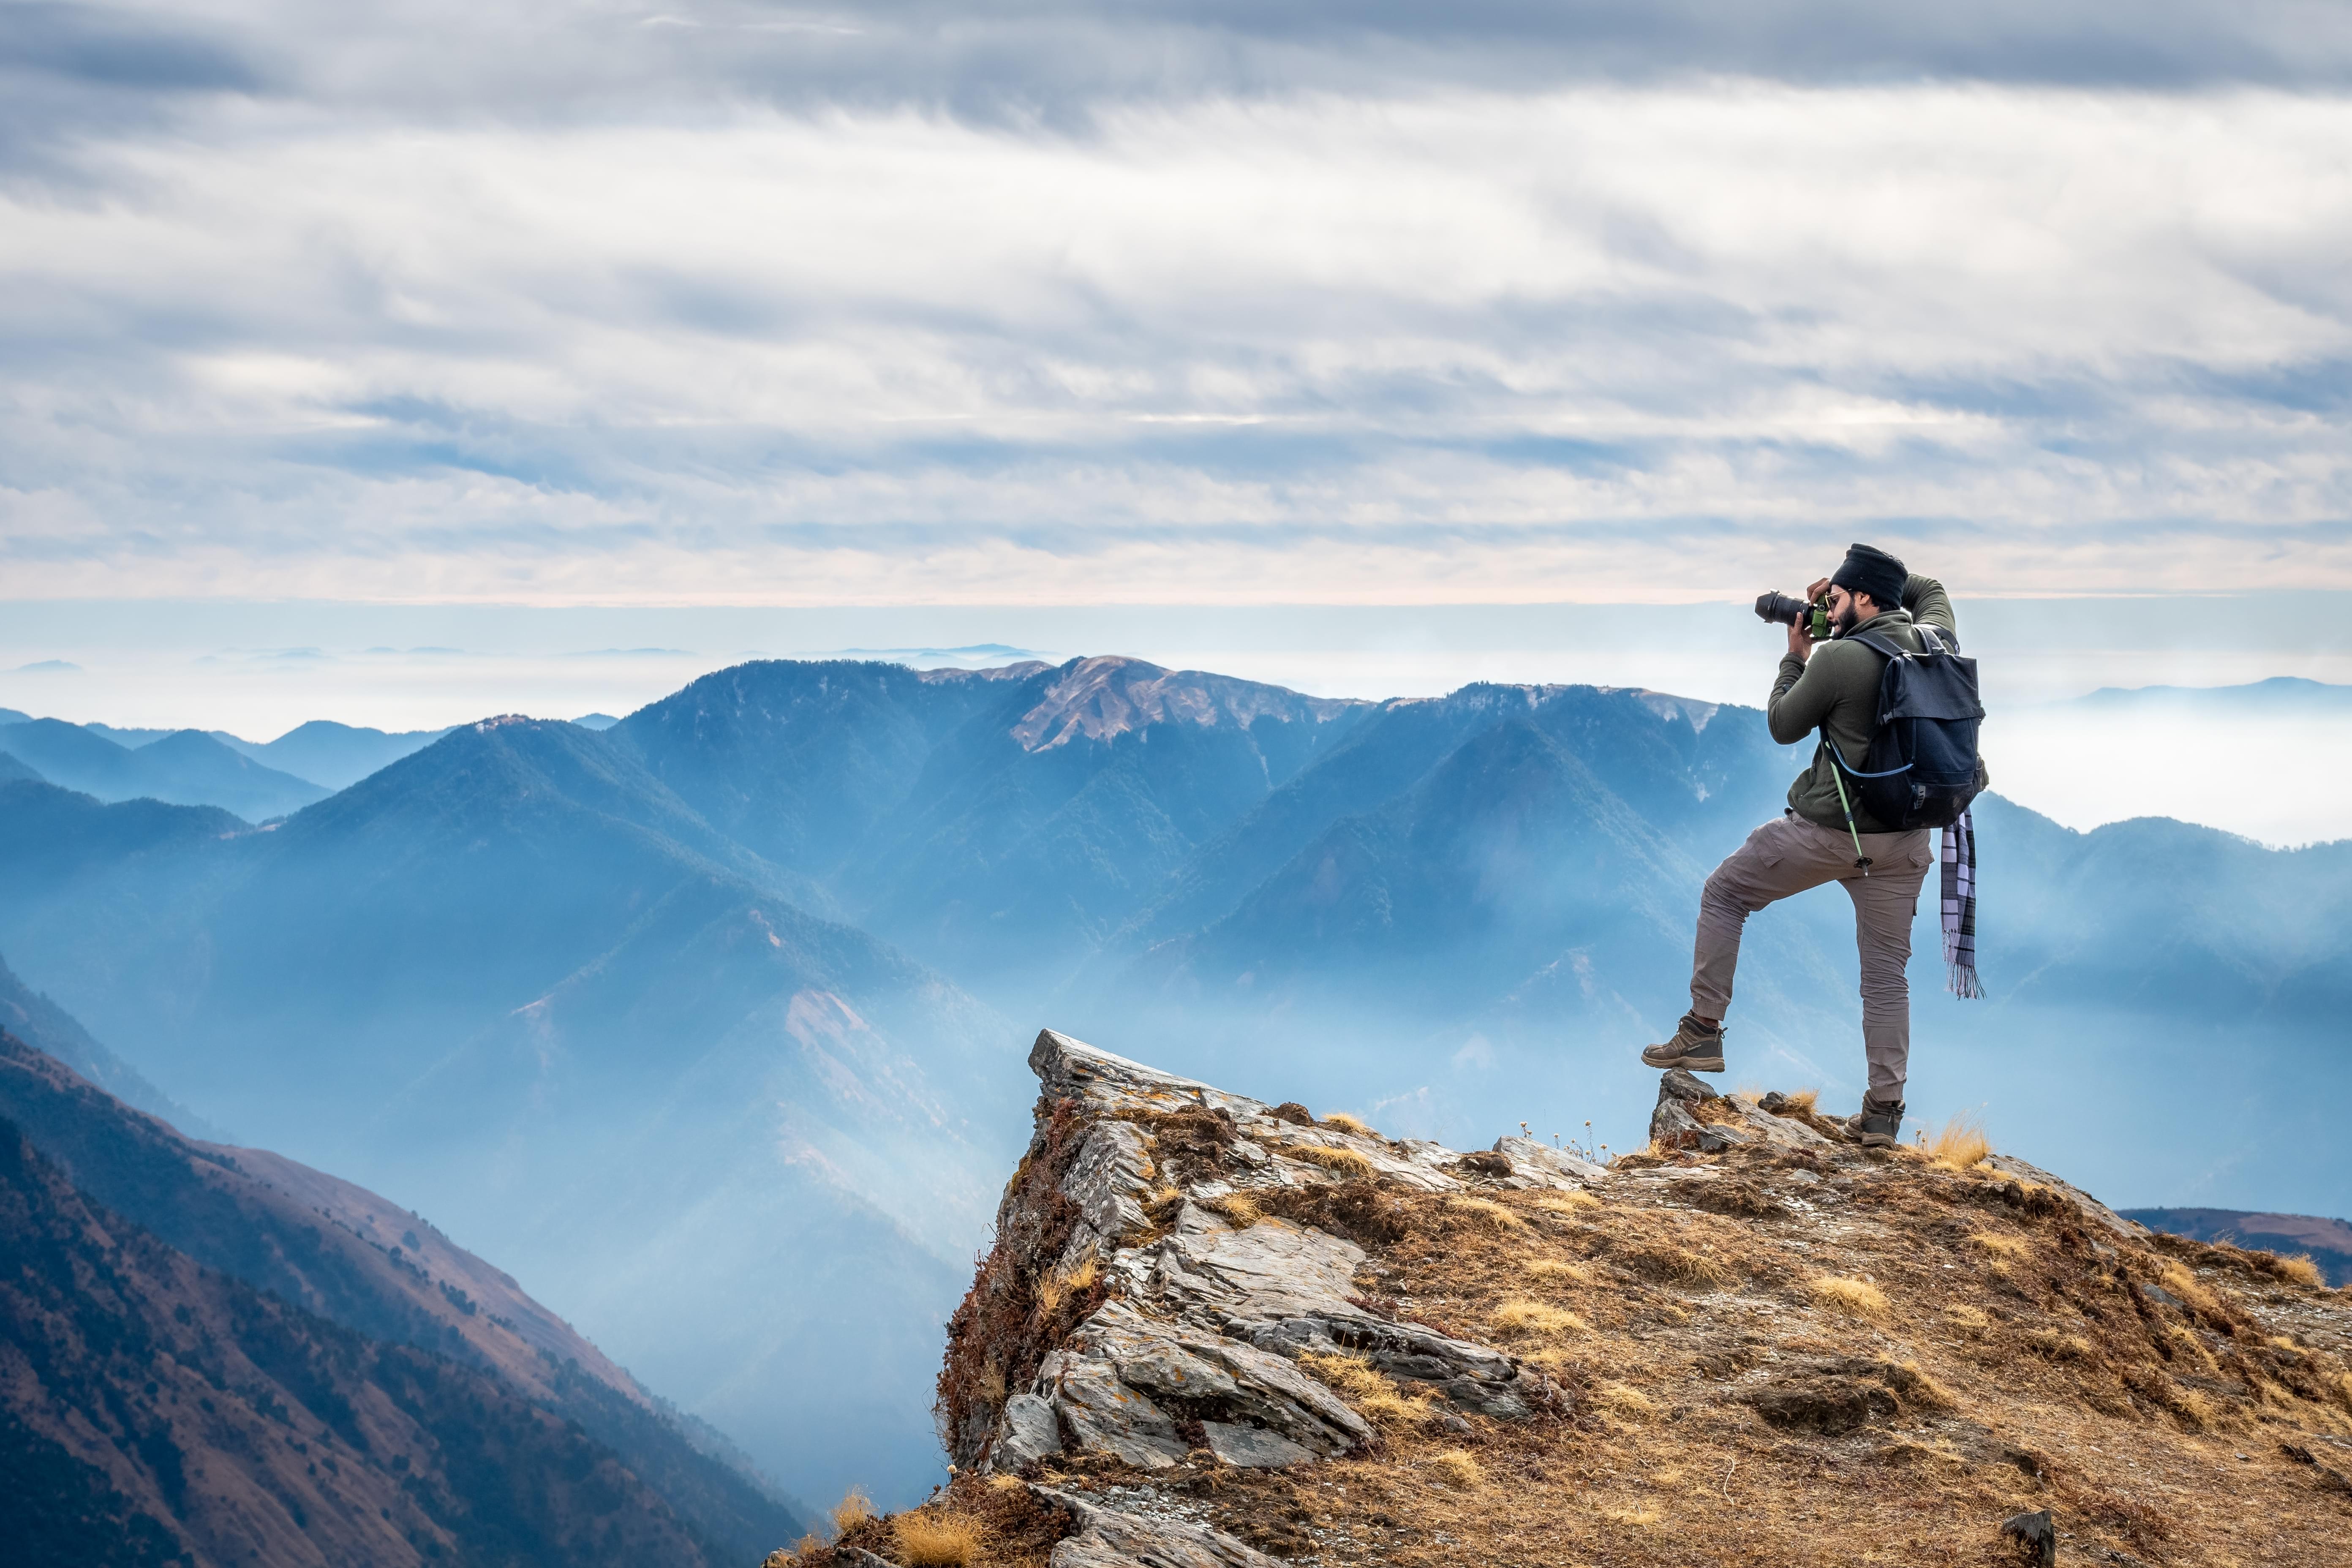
[{"x1": 1768, "y1": 574, "x2": 1962, "y2": 835}]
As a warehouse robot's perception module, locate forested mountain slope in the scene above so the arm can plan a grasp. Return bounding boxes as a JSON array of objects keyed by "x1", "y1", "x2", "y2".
[
  {"x1": 0, "y1": 1115, "x2": 723, "y2": 1568},
  {"x1": 0, "y1": 1024, "x2": 809, "y2": 1560}
]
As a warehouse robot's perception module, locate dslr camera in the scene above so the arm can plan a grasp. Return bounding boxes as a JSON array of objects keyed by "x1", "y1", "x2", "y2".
[{"x1": 1755, "y1": 590, "x2": 1832, "y2": 641}]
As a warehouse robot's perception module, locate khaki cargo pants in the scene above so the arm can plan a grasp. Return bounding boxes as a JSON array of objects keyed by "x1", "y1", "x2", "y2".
[{"x1": 1690, "y1": 812, "x2": 1933, "y2": 1103}]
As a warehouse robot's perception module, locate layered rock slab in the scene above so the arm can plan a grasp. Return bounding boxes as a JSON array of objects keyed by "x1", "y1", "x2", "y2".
[{"x1": 947, "y1": 1030, "x2": 1579, "y2": 1479}]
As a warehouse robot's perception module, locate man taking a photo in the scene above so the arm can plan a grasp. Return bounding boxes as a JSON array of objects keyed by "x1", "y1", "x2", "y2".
[{"x1": 1640, "y1": 542, "x2": 1966, "y2": 1148}]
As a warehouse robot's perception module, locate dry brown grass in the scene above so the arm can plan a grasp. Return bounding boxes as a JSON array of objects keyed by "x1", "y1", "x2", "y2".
[
  {"x1": 1525, "y1": 1258, "x2": 1592, "y2": 1285},
  {"x1": 1808, "y1": 1275, "x2": 1891, "y2": 1320},
  {"x1": 1033, "y1": 1255, "x2": 1100, "y2": 1317},
  {"x1": 1966, "y1": 1230, "x2": 2029, "y2": 1260},
  {"x1": 1782, "y1": 1088, "x2": 1818, "y2": 1113},
  {"x1": 1288, "y1": 1143, "x2": 1377, "y2": 1179},
  {"x1": 2159, "y1": 1260, "x2": 2221, "y2": 1317},
  {"x1": 893, "y1": 1511, "x2": 981, "y2": 1566},
  {"x1": 1944, "y1": 1303, "x2": 1992, "y2": 1334},
  {"x1": 830, "y1": 1488, "x2": 875, "y2": 1535},
  {"x1": 1300, "y1": 1350, "x2": 1434, "y2": 1427},
  {"x1": 2164, "y1": 1320, "x2": 2221, "y2": 1375},
  {"x1": 1489, "y1": 1297, "x2": 1588, "y2": 1338},
  {"x1": 1533, "y1": 1190, "x2": 1600, "y2": 1215},
  {"x1": 1446, "y1": 1197, "x2": 1525, "y2": 1233},
  {"x1": 1431, "y1": 1449, "x2": 1486, "y2": 1489},
  {"x1": 2026, "y1": 1329, "x2": 2096, "y2": 1363},
  {"x1": 2279, "y1": 1255, "x2": 2327, "y2": 1289},
  {"x1": 1320, "y1": 1111, "x2": 1373, "y2": 1137},
  {"x1": 1919, "y1": 1113, "x2": 1991, "y2": 1170},
  {"x1": 1896, "y1": 1359, "x2": 1959, "y2": 1410},
  {"x1": 1205, "y1": 1191, "x2": 1262, "y2": 1228},
  {"x1": 1620, "y1": 1241, "x2": 1734, "y2": 1288},
  {"x1": 2165, "y1": 1382, "x2": 2223, "y2": 1431},
  {"x1": 1596, "y1": 1381, "x2": 1659, "y2": 1421}
]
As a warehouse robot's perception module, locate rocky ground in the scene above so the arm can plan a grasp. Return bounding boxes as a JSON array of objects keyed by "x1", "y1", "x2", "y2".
[{"x1": 767, "y1": 1031, "x2": 2352, "y2": 1567}]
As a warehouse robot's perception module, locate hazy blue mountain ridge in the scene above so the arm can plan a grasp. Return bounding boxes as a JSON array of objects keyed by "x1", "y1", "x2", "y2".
[
  {"x1": 0, "y1": 781, "x2": 243, "y2": 891},
  {"x1": 218, "y1": 719, "x2": 455, "y2": 791},
  {"x1": 0, "y1": 715, "x2": 1022, "y2": 1507},
  {"x1": 1129, "y1": 719, "x2": 1699, "y2": 1010},
  {"x1": 1964, "y1": 799, "x2": 2352, "y2": 1017},
  {"x1": 2066, "y1": 675, "x2": 2352, "y2": 712},
  {"x1": 0, "y1": 951, "x2": 223, "y2": 1140},
  {"x1": 608, "y1": 655, "x2": 1377, "y2": 1001},
  {"x1": 1102, "y1": 683, "x2": 1787, "y2": 967},
  {"x1": 0, "y1": 718, "x2": 327, "y2": 821},
  {"x1": 610, "y1": 659, "x2": 1046, "y2": 878},
  {"x1": 834, "y1": 657, "x2": 1374, "y2": 994}
]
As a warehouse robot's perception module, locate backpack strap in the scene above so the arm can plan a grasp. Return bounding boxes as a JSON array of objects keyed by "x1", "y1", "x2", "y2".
[{"x1": 1844, "y1": 629, "x2": 1908, "y2": 662}]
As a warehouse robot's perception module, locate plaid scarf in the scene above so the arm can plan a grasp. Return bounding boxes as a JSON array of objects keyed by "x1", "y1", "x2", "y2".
[{"x1": 1941, "y1": 808, "x2": 1983, "y2": 999}]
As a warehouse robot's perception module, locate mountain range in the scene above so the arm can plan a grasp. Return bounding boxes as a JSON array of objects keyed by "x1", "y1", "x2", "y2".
[
  {"x1": 3, "y1": 653, "x2": 2347, "y2": 1508},
  {"x1": 0, "y1": 999, "x2": 811, "y2": 1564},
  {"x1": 0, "y1": 719, "x2": 328, "y2": 822}
]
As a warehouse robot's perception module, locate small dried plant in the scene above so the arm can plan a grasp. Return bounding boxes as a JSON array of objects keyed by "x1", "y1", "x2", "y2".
[
  {"x1": 830, "y1": 1488, "x2": 875, "y2": 1536},
  {"x1": 1809, "y1": 1275, "x2": 1891, "y2": 1321}
]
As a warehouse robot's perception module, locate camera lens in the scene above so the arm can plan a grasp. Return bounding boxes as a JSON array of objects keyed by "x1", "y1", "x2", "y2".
[{"x1": 1754, "y1": 592, "x2": 1806, "y2": 626}]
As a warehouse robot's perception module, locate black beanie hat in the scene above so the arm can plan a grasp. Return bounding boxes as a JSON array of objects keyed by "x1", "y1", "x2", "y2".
[{"x1": 1831, "y1": 542, "x2": 1907, "y2": 609}]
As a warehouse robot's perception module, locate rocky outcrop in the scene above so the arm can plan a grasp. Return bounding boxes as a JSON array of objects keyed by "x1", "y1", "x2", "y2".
[
  {"x1": 939, "y1": 1031, "x2": 1583, "y2": 1483},
  {"x1": 1647, "y1": 1068, "x2": 2146, "y2": 1240},
  {"x1": 1034, "y1": 1486, "x2": 1282, "y2": 1568},
  {"x1": 807, "y1": 1028, "x2": 2352, "y2": 1568},
  {"x1": 1649, "y1": 1067, "x2": 1836, "y2": 1154}
]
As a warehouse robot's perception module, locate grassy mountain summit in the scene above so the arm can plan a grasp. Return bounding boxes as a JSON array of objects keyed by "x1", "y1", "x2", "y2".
[{"x1": 781, "y1": 1031, "x2": 2352, "y2": 1568}]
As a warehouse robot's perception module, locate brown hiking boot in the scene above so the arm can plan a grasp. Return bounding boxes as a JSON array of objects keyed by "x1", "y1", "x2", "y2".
[
  {"x1": 1838, "y1": 1097, "x2": 1906, "y2": 1148},
  {"x1": 1640, "y1": 1013, "x2": 1725, "y2": 1073}
]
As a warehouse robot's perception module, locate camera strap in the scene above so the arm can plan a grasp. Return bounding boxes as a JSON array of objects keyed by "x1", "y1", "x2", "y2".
[{"x1": 1821, "y1": 740, "x2": 1882, "y2": 873}]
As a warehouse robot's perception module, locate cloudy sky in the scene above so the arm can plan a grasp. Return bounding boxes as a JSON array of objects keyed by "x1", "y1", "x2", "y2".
[{"x1": 4, "y1": 0, "x2": 2349, "y2": 609}]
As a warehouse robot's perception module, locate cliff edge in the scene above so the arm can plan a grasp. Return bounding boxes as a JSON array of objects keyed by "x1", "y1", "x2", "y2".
[{"x1": 779, "y1": 1030, "x2": 2352, "y2": 1567}]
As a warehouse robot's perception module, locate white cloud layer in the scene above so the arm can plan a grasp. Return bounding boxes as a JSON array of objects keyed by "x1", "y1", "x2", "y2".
[{"x1": 2, "y1": 14, "x2": 2349, "y2": 602}]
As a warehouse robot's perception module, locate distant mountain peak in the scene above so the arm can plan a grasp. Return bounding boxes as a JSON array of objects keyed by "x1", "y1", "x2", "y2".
[{"x1": 1012, "y1": 655, "x2": 1366, "y2": 752}]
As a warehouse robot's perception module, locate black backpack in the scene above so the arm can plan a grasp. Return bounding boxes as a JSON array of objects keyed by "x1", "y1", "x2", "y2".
[{"x1": 1832, "y1": 626, "x2": 1987, "y2": 830}]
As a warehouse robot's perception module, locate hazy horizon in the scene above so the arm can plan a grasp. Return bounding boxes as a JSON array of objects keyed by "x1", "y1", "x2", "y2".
[{"x1": 8, "y1": 593, "x2": 2350, "y2": 845}]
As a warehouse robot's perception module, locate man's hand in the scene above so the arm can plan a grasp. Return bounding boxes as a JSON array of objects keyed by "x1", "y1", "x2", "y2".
[{"x1": 1784, "y1": 574, "x2": 1833, "y2": 660}]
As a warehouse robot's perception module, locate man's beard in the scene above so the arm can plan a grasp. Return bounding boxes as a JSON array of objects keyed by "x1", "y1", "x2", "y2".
[{"x1": 1832, "y1": 601, "x2": 1862, "y2": 635}]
